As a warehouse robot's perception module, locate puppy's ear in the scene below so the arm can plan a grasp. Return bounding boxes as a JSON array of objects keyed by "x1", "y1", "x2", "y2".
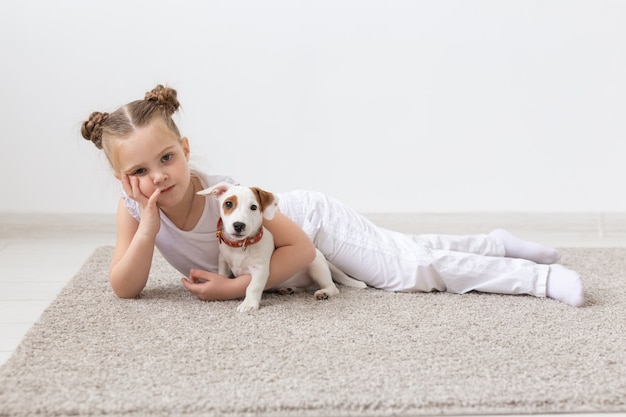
[
  {"x1": 251, "y1": 187, "x2": 279, "y2": 220},
  {"x1": 197, "y1": 182, "x2": 232, "y2": 198}
]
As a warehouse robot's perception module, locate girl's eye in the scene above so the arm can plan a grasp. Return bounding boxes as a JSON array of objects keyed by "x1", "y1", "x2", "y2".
[
  {"x1": 132, "y1": 168, "x2": 147, "y2": 176},
  {"x1": 162, "y1": 153, "x2": 173, "y2": 163},
  {"x1": 250, "y1": 205, "x2": 258, "y2": 211}
]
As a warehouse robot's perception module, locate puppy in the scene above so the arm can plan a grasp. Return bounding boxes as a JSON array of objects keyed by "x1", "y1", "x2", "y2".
[{"x1": 197, "y1": 182, "x2": 366, "y2": 312}]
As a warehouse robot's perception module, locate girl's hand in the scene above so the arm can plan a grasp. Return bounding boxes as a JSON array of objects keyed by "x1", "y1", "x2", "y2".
[
  {"x1": 181, "y1": 269, "x2": 249, "y2": 301},
  {"x1": 121, "y1": 174, "x2": 161, "y2": 236}
]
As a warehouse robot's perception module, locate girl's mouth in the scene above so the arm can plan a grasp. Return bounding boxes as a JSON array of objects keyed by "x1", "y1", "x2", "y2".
[{"x1": 161, "y1": 185, "x2": 175, "y2": 193}]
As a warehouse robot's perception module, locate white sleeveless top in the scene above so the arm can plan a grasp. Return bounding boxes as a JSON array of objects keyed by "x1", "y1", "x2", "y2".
[{"x1": 123, "y1": 171, "x2": 237, "y2": 276}]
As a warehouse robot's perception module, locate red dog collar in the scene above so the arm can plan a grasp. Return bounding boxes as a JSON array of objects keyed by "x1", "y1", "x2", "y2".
[{"x1": 216, "y1": 218, "x2": 264, "y2": 250}]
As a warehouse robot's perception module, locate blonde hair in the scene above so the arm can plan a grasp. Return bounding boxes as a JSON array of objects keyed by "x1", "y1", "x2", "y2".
[{"x1": 81, "y1": 85, "x2": 182, "y2": 166}]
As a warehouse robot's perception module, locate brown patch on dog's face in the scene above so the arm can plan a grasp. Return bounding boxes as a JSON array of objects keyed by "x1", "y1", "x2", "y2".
[
  {"x1": 250, "y1": 187, "x2": 274, "y2": 212},
  {"x1": 222, "y1": 195, "x2": 238, "y2": 214}
]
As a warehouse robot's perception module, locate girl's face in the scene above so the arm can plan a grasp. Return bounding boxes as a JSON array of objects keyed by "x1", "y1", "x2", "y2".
[{"x1": 112, "y1": 119, "x2": 191, "y2": 208}]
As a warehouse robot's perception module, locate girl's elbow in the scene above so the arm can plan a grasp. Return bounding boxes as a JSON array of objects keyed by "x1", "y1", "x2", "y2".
[
  {"x1": 111, "y1": 286, "x2": 141, "y2": 299},
  {"x1": 109, "y1": 276, "x2": 142, "y2": 299},
  {"x1": 115, "y1": 290, "x2": 140, "y2": 299}
]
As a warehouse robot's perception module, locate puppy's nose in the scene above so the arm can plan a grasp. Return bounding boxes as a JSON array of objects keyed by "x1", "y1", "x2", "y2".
[{"x1": 233, "y1": 222, "x2": 246, "y2": 234}]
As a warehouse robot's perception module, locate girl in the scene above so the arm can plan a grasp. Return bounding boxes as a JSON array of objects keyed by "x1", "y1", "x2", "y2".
[{"x1": 81, "y1": 85, "x2": 584, "y2": 307}]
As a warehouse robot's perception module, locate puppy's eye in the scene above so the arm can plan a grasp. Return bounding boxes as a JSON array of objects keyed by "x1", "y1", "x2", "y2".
[
  {"x1": 250, "y1": 204, "x2": 258, "y2": 211},
  {"x1": 225, "y1": 201, "x2": 233, "y2": 209}
]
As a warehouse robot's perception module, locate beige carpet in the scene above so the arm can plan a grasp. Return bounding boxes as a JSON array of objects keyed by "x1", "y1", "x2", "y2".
[{"x1": 0, "y1": 246, "x2": 625, "y2": 417}]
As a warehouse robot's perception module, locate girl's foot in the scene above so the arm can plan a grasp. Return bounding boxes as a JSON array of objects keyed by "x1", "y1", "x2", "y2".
[
  {"x1": 489, "y1": 228, "x2": 561, "y2": 264},
  {"x1": 546, "y1": 264, "x2": 584, "y2": 307}
]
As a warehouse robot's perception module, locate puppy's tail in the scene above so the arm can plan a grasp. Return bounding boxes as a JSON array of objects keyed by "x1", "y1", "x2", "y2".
[{"x1": 327, "y1": 262, "x2": 368, "y2": 289}]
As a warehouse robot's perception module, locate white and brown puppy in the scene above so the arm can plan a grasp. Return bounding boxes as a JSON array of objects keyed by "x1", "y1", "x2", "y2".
[{"x1": 197, "y1": 182, "x2": 366, "y2": 312}]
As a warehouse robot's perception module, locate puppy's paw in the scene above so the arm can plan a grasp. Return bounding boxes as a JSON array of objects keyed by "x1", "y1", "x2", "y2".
[
  {"x1": 314, "y1": 291, "x2": 329, "y2": 300},
  {"x1": 277, "y1": 287, "x2": 295, "y2": 295},
  {"x1": 314, "y1": 287, "x2": 340, "y2": 300},
  {"x1": 314, "y1": 288, "x2": 337, "y2": 300},
  {"x1": 237, "y1": 299, "x2": 260, "y2": 313}
]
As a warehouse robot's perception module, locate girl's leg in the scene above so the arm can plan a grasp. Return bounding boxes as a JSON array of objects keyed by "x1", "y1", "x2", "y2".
[
  {"x1": 316, "y1": 223, "x2": 551, "y2": 298},
  {"x1": 326, "y1": 229, "x2": 582, "y2": 306},
  {"x1": 279, "y1": 191, "x2": 582, "y2": 306},
  {"x1": 408, "y1": 233, "x2": 505, "y2": 256},
  {"x1": 412, "y1": 230, "x2": 561, "y2": 265},
  {"x1": 489, "y1": 228, "x2": 560, "y2": 264}
]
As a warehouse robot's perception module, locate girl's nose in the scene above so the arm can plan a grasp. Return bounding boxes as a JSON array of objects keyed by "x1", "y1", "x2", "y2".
[{"x1": 153, "y1": 171, "x2": 168, "y2": 184}]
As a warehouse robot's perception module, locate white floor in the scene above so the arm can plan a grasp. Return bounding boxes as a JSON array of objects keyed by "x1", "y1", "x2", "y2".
[{"x1": 1, "y1": 212, "x2": 625, "y2": 417}]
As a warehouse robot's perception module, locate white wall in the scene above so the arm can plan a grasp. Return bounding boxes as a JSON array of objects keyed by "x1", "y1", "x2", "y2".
[{"x1": 1, "y1": 0, "x2": 625, "y2": 213}]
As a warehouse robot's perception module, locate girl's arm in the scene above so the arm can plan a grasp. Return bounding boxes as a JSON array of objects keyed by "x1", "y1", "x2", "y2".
[
  {"x1": 264, "y1": 210, "x2": 318, "y2": 284},
  {"x1": 109, "y1": 175, "x2": 162, "y2": 298},
  {"x1": 109, "y1": 195, "x2": 160, "y2": 298},
  {"x1": 182, "y1": 210, "x2": 316, "y2": 301}
]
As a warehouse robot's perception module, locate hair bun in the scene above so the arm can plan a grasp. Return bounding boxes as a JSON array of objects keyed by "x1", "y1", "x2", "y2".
[
  {"x1": 145, "y1": 84, "x2": 180, "y2": 116},
  {"x1": 81, "y1": 111, "x2": 109, "y2": 149}
]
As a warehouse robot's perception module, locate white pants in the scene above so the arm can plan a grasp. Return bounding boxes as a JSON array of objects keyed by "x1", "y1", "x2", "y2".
[{"x1": 279, "y1": 190, "x2": 548, "y2": 298}]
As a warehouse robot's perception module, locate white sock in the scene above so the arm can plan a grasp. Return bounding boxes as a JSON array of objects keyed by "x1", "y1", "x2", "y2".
[
  {"x1": 489, "y1": 228, "x2": 561, "y2": 264},
  {"x1": 546, "y1": 264, "x2": 584, "y2": 307}
]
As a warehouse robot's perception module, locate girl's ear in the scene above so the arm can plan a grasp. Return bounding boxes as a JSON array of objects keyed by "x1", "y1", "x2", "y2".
[{"x1": 181, "y1": 137, "x2": 190, "y2": 160}]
